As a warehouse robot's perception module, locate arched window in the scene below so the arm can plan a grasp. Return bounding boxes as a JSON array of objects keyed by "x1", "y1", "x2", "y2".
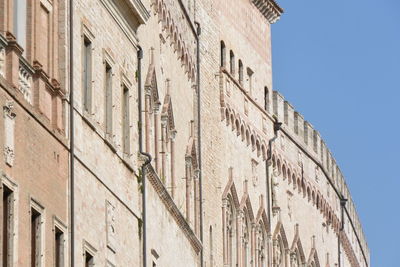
[
  {"x1": 273, "y1": 235, "x2": 284, "y2": 267},
  {"x1": 290, "y1": 248, "x2": 301, "y2": 267},
  {"x1": 238, "y1": 60, "x2": 243, "y2": 84},
  {"x1": 229, "y1": 50, "x2": 235, "y2": 75},
  {"x1": 242, "y1": 210, "x2": 251, "y2": 267},
  {"x1": 256, "y1": 223, "x2": 266, "y2": 267},
  {"x1": 225, "y1": 197, "x2": 236, "y2": 267},
  {"x1": 264, "y1": 87, "x2": 269, "y2": 111},
  {"x1": 221, "y1": 41, "x2": 226, "y2": 67}
]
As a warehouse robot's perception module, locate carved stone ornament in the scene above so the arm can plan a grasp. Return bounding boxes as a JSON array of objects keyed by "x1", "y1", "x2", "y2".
[
  {"x1": 106, "y1": 201, "x2": 117, "y2": 253},
  {"x1": 252, "y1": 159, "x2": 259, "y2": 186},
  {"x1": 3, "y1": 101, "x2": 16, "y2": 166}
]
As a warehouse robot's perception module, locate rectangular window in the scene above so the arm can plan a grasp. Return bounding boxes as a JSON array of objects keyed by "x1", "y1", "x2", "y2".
[
  {"x1": 31, "y1": 208, "x2": 41, "y2": 267},
  {"x1": 122, "y1": 86, "x2": 130, "y2": 154},
  {"x1": 55, "y1": 227, "x2": 64, "y2": 267},
  {"x1": 85, "y1": 251, "x2": 94, "y2": 267},
  {"x1": 13, "y1": 0, "x2": 27, "y2": 50},
  {"x1": 105, "y1": 63, "x2": 113, "y2": 135},
  {"x1": 2, "y1": 186, "x2": 13, "y2": 266},
  {"x1": 83, "y1": 36, "x2": 92, "y2": 112},
  {"x1": 38, "y1": 4, "x2": 50, "y2": 72}
]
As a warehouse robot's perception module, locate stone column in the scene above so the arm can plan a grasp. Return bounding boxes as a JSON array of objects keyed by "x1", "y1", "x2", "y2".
[
  {"x1": 194, "y1": 169, "x2": 199, "y2": 235},
  {"x1": 154, "y1": 107, "x2": 160, "y2": 174},
  {"x1": 170, "y1": 129, "x2": 176, "y2": 198},
  {"x1": 160, "y1": 119, "x2": 167, "y2": 183},
  {"x1": 267, "y1": 234, "x2": 272, "y2": 267},
  {"x1": 252, "y1": 223, "x2": 257, "y2": 267},
  {"x1": 185, "y1": 158, "x2": 191, "y2": 223},
  {"x1": 237, "y1": 211, "x2": 243, "y2": 267},
  {"x1": 144, "y1": 89, "x2": 151, "y2": 153},
  {"x1": 222, "y1": 199, "x2": 227, "y2": 265}
]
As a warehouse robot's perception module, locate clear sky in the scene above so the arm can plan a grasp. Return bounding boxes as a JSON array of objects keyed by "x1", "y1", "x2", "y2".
[{"x1": 271, "y1": 0, "x2": 400, "y2": 266}]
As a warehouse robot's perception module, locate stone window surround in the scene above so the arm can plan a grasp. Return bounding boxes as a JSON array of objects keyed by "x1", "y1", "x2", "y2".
[
  {"x1": 53, "y1": 215, "x2": 67, "y2": 267},
  {"x1": 30, "y1": 197, "x2": 46, "y2": 267},
  {"x1": 82, "y1": 239, "x2": 97, "y2": 266},
  {"x1": 0, "y1": 172, "x2": 19, "y2": 267}
]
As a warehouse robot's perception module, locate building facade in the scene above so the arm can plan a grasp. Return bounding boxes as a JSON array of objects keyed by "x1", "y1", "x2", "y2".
[{"x1": 0, "y1": 0, "x2": 370, "y2": 266}]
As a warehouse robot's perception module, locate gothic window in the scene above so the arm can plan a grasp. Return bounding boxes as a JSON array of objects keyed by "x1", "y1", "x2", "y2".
[
  {"x1": 241, "y1": 209, "x2": 251, "y2": 267},
  {"x1": 161, "y1": 88, "x2": 177, "y2": 197},
  {"x1": 225, "y1": 196, "x2": 236, "y2": 267},
  {"x1": 221, "y1": 41, "x2": 226, "y2": 67},
  {"x1": 238, "y1": 60, "x2": 243, "y2": 84},
  {"x1": 246, "y1": 68, "x2": 254, "y2": 95},
  {"x1": 264, "y1": 87, "x2": 269, "y2": 111},
  {"x1": 290, "y1": 248, "x2": 301, "y2": 267},
  {"x1": 229, "y1": 50, "x2": 235, "y2": 75},
  {"x1": 256, "y1": 223, "x2": 266, "y2": 267},
  {"x1": 273, "y1": 235, "x2": 284, "y2": 267}
]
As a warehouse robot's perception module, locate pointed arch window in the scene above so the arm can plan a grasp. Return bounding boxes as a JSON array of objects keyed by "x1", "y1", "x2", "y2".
[
  {"x1": 242, "y1": 209, "x2": 251, "y2": 267},
  {"x1": 238, "y1": 60, "x2": 243, "y2": 84},
  {"x1": 256, "y1": 223, "x2": 266, "y2": 267},
  {"x1": 264, "y1": 86, "x2": 269, "y2": 111},
  {"x1": 221, "y1": 41, "x2": 226, "y2": 67},
  {"x1": 225, "y1": 196, "x2": 236, "y2": 267},
  {"x1": 229, "y1": 50, "x2": 235, "y2": 75},
  {"x1": 273, "y1": 235, "x2": 285, "y2": 267},
  {"x1": 290, "y1": 248, "x2": 301, "y2": 267}
]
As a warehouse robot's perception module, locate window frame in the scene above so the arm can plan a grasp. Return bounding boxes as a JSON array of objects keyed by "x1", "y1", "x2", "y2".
[
  {"x1": 30, "y1": 198, "x2": 45, "y2": 267},
  {"x1": 81, "y1": 23, "x2": 95, "y2": 114}
]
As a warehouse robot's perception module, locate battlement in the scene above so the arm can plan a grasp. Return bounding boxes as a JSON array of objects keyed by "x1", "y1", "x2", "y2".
[{"x1": 272, "y1": 90, "x2": 370, "y2": 263}]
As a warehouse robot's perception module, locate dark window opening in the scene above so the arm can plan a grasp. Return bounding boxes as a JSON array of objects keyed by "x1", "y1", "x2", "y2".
[
  {"x1": 85, "y1": 251, "x2": 94, "y2": 267},
  {"x1": 229, "y1": 50, "x2": 235, "y2": 75},
  {"x1": 2, "y1": 186, "x2": 13, "y2": 267},
  {"x1": 238, "y1": 60, "x2": 243, "y2": 84},
  {"x1": 31, "y1": 208, "x2": 41, "y2": 267},
  {"x1": 264, "y1": 86, "x2": 269, "y2": 111},
  {"x1": 220, "y1": 41, "x2": 226, "y2": 67},
  {"x1": 55, "y1": 227, "x2": 64, "y2": 267}
]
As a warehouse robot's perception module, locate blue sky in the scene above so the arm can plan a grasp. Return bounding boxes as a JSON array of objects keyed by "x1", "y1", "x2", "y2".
[{"x1": 271, "y1": 0, "x2": 400, "y2": 266}]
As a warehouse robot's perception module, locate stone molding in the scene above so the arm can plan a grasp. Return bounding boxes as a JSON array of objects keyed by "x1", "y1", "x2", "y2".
[
  {"x1": 152, "y1": 0, "x2": 196, "y2": 82},
  {"x1": 145, "y1": 164, "x2": 202, "y2": 254},
  {"x1": 251, "y1": 0, "x2": 284, "y2": 24}
]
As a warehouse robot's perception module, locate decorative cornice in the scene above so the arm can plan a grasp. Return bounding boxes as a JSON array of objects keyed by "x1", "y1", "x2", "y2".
[
  {"x1": 252, "y1": 0, "x2": 284, "y2": 24},
  {"x1": 125, "y1": 0, "x2": 150, "y2": 24}
]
